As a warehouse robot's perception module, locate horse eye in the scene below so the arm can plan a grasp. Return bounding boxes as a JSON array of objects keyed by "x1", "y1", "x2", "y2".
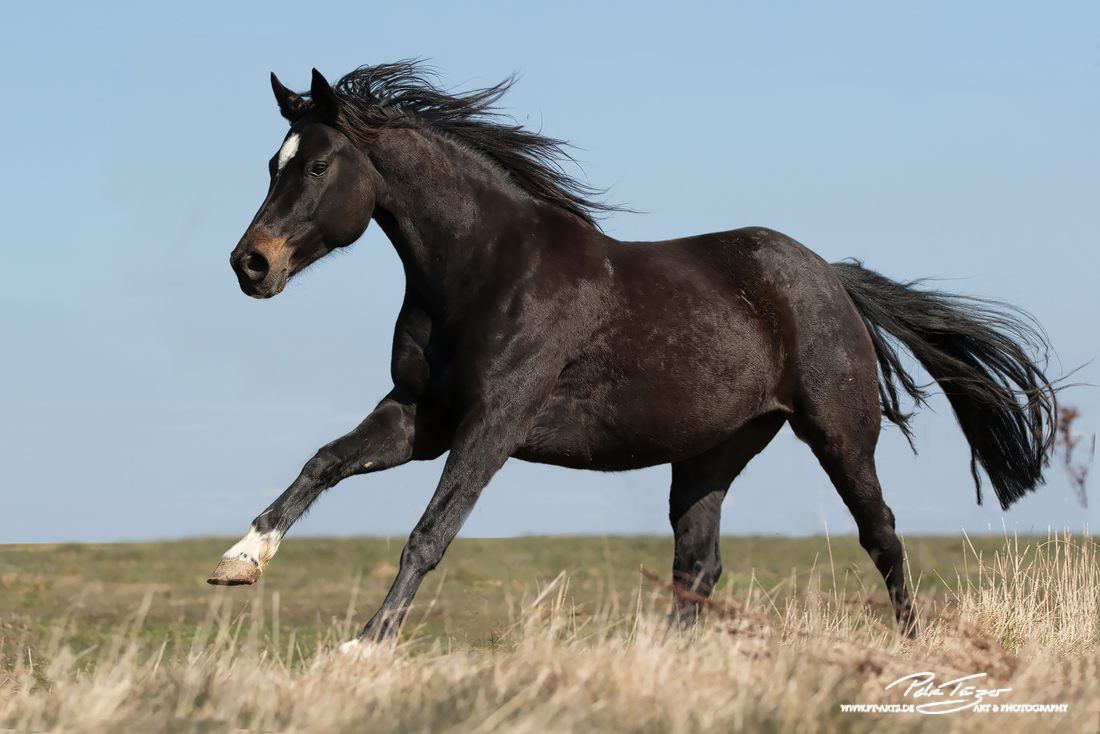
[{"x1": 309, "y1": 161, "x2": 329, "y2": 177}]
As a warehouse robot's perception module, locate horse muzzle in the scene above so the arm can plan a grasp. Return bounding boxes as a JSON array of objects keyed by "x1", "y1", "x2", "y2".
[{"x1": 231, "y1": 236, "x2": 292, "y2": 298}]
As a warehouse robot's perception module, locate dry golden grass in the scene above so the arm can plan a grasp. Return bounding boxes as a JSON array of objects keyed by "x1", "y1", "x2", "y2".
[{"x1": 2, "y1": 531, "x2": 1096, "y2": 733}]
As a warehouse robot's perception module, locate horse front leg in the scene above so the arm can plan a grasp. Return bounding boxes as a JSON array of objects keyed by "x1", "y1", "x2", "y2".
[
  {"x1": 207, "y1": 395, "x2": 425, "y2": 585},
  {"x1": 344, "y1": 408, "x2": 525, "y2": 647}
]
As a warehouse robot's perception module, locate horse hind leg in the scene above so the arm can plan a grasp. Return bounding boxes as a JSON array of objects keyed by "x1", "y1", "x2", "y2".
[
  {"x1": 668, "y1": 412, "x2": 786, "y2": 632},
  {"x1": 789, "y1": 405, "x2": 920, "y2": 638}
]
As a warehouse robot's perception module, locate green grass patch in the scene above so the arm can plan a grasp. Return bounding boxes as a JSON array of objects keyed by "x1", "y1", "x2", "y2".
[{"x1": 0, "y1": 534, "x2": 1012, "y2": 668}]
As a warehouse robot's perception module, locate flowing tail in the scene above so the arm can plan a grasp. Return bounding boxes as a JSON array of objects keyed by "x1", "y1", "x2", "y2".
[{"x1": 831, "y1": 260, "x2": 1058, "y2": 510}]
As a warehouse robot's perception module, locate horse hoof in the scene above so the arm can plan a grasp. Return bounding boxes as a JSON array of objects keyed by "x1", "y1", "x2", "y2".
[
  {"x1": 207, "y1": 556, "x2": 261, "y2": 586},
  {"x1": 339, "y1": 638, "x2": 374, "y2": 658}
]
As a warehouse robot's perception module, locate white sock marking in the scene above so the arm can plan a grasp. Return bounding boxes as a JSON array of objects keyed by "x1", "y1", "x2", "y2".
[
  {"x1": 276, "y1": 133, "x2": 300, "y2": 172},
  {"x1": 339, "y1": 638, "x2": 375, "y2": 658},
  {"x1": 222, "y1": 527, "x2": 282, "y2": 569}
]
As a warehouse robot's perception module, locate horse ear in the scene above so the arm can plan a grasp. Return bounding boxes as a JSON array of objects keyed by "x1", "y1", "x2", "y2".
[
  {"x1": 310, "y1": 68, "x2": 344, "y2": 123},
  {"x1": 271, "y1": 73, "x2": 308, "y2": 123}
]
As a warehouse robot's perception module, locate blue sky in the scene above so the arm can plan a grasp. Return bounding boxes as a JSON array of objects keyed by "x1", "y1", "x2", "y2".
[{"x1": 0, "y1": 1, "x2": 1096, "y2": 543}]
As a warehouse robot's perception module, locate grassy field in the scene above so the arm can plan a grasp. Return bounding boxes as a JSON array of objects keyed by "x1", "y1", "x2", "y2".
[
  {"x1": 1, "y1": 532, "x2": 1097, "y2": 732},
  {"x1": 1, "y1": 534, "x2": 1014, "y2": 657}
]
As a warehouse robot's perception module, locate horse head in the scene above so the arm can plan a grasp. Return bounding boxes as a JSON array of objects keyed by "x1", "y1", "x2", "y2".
[{"x1": 230, "y1": 70, "x2": 377, "y2": 298}]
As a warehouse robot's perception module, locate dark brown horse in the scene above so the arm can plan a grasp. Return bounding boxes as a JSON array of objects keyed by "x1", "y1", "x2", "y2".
[{"x1": 208, "y1": 62, "x2": 1057, "y2": 647}]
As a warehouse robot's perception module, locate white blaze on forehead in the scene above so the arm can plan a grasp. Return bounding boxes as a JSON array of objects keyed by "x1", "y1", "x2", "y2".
[
  {"x1": 222, "y1": 526, "x2": 283, "y2": 569},
  {"x1": 276, "y1": 133, "x2": 300, "y2": 172}
]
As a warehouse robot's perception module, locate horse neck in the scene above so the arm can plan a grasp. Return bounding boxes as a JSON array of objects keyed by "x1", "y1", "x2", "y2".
[{"x1": 366, "y1": 126, "x2": 548, "y2": 304}]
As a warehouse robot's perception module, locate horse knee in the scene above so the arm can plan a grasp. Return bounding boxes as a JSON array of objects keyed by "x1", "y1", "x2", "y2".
[
  {"x1": 306, "y1": 435, "x2": 379, "y2": 484},
  {"x1": 858, "y1": 527, "x2": 894, "y2": 557},
  {"x1": 401, "y1": 531, "x2": 444, "y2": 574},
  {"x1": 303, "y1": 447, "x2": 344, "y2": 485}
]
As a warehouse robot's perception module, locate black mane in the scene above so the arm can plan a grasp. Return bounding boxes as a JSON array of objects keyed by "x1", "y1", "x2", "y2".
[{"x1": 310, "y1": 61, "x2": 619, "y2": 228}]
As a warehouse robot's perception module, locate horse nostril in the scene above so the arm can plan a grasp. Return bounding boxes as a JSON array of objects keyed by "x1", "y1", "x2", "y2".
[{"x1": 240, "y1": 251, "x2": 270, "y2": 280}]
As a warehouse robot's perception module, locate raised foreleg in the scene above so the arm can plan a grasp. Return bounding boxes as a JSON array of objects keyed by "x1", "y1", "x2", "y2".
[{"x1": 208, "y1": 394, "x2": 431, "y2": 585}]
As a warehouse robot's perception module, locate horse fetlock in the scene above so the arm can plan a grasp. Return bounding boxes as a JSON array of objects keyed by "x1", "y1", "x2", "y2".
[
  {"x1": 893, "y1": 596, "x2": 920, "y2": 639},
  {"x1": 206, "y1": 527, "x2": 281, "y2": 586},
  {"x1": 665, "y1": 599, "x2": 704, "y2": 643},
  {"x1": 901, "y1": 613, "x2": 921, "y2": 639}
]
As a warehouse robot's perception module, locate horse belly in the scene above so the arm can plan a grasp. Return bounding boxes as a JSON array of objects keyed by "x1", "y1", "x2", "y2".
[{"x1": 516, "y1": 351, "x2": 781, "y2": 471}]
